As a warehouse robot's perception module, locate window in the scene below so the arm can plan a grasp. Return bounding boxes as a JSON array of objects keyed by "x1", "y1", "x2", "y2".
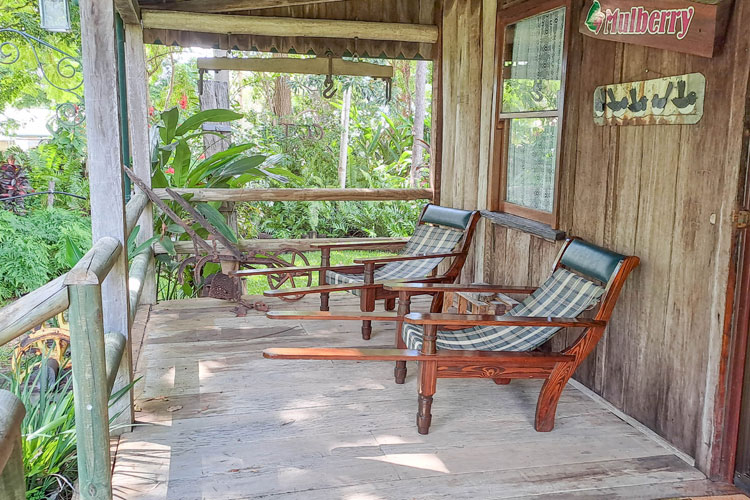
[{"x1": 492, "y1": 4, "x2": 568, "y2": 226}]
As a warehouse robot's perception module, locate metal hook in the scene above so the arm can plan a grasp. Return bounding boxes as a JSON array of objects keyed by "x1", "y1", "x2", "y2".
[
  {"x1": 352, "y1": 37, "x2": 359, "y2": 63},
  {"x1": 384, "y1": 77, "x2": 392, "y2": 103},
  {"x1": 322, "y1": 52, "x2": 336, "y2": 99}
]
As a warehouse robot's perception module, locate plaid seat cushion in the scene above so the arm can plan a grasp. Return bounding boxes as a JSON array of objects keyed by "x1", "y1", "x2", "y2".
[
  {"x1": 326, "y1": 224, "x2": 464, "y2": 295},
  {"x1": 403, "y1": 268, "x2": 605, "y2": 352}
]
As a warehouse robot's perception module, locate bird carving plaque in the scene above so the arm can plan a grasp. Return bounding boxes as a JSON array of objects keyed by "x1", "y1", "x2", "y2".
[{"x1": 593, "y1": 73, "x2": 705, "y2": 126}]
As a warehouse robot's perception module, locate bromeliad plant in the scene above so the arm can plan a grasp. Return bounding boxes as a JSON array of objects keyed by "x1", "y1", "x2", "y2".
[{"x1": 150, "y1": 107, "x2": 293, "y2": 298}]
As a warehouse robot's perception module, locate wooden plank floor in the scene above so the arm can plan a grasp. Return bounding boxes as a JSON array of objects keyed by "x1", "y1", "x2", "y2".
[{"x1": 112, "y1": 295, "x2": 739, "y2": 500}]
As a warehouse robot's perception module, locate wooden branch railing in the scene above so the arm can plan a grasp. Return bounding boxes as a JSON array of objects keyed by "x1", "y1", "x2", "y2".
[
  {"x1": 153, "y1": 187, "x2": 433, "y2": 202},
  {"x1": 0, "y1": 195, "x2": 156, "y2": 500}
]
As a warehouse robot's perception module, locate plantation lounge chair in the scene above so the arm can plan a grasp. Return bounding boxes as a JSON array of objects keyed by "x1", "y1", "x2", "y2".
[
  {"x1": 263, "y1": 238, "x2": 639, "y2": 433},
  {"x1": 233, "y1": 204, "x2": 481, "y2": 340}
]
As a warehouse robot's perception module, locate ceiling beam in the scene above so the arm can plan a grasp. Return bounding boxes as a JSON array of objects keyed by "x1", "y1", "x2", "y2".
[
  {"x1": 143, "y1": 0, "x2": 346, "y2": 13},
  {"x1": 197, "y1": 57, "x2": 393, "y2": 78},
  {"x1": 115, "y1": 0, "x2": 141, "y2": 24},
  {"x1": 141, "y1": 10, "x2": 439, "y2": 43}
]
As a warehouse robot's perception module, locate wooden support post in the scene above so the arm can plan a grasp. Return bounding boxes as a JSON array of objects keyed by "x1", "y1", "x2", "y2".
[
  {"x1": 80, "y1": 0, "x2": 133, "y2": 432},
  {"x1": 0, "y1": 390, "x2": 26, "y2": 500},
  {"x1": 67, "y1": 284, "x2": 113, "y2": 500},
  {"x1": 360, "y1": 262, "x2": 376, "y2": 340},
  {"x1": 319, "y1": 247, "x2": 330, "y2": 312},
  {"x1": 124, "y1": 23, "x2": 156, "y2": 305}
]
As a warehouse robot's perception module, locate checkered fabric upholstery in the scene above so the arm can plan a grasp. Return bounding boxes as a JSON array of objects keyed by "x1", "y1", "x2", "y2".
[
  {"x1": 326, "y1": 224, "x2": 465, "y2": 295},
  {"x1": 403, "y1": 269, "x2": 606, "y2": 352}
]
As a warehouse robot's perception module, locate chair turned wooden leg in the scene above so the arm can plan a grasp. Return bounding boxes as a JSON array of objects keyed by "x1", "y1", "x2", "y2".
[
  {"x1": 320, "y1": 292, "x2": 329, "y2": 312},
  {"x1": 493, "y1": 378, "x2": 511, "y2": 385},
  {"x1": 394, "y1": 361, "x2": 407, "y2": 384},
  {"x1": 384, "y1": 297, "x2": 396, "y2": 311},
  {"x1": 361, "y1": 320, "x2": 372, "y2": 340},
  {"x1": 535, "y1": 364, "x2": 573, "y2": 432},
  {"x1": 417, "y1": 394, "x2": 433, "y2": 434},
  {"x1": 416, "y1": 360, "x2": 437, "y2": 434}
]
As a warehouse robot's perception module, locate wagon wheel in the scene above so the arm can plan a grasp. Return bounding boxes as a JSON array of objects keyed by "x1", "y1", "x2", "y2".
[{"x1": 265, "y1": 249, "x2": 312, "y2": 302}]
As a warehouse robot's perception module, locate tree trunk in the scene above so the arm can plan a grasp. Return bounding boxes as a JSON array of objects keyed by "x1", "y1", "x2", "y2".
[
  {"x1": 338, "y1": 86, "x2": 352, "y2": 189},
  {"x1": 199, "y1": 67, "x2": 237, "y2": 233},
  {"x1": 411, "y1": 60, "x2": 428, "y2": 188}
]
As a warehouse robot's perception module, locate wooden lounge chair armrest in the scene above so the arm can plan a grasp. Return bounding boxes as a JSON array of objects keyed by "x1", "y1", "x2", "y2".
[
  {"x1": 404, "y1": 313, "x2": 607, "y2": 328},
  {"x1": 310, "y1": 239, "x2": 408, "y2": 250},
  {"x1": 263, "y1": 347, "x2": 575, "y2": 363},
  {"x1": 264, "y1": 282, "x2": 380, "y2": 297},
  {"x1": 232, "y1": 264, "x2": 366, "y2": 277},
  {"x1": 384, "y1": 283, "x2": 537, "y2": 295},
  {"x1": 267, "y1": 310, "x2": 399, "y2": 321},
  {"x1": 353, "y1": 252, "x2": 463, "y2": 264}
]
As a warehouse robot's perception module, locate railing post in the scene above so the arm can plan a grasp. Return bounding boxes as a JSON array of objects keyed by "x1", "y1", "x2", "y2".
[
  {"x1": 65, "y1": 237, "x2": 121, "y2": 500},
  {"x1": 0, "y1": 390, "x2": 26, "y2": 500},
  {"x1": 67, "y1": 284, "x2": 113, "y2": 500}
]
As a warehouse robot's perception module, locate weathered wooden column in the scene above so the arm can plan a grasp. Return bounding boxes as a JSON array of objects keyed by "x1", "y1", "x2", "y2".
[
  {"x1": 124, "y1": 23, "x2": 157, "y2": 305},
  {"x1": 79, "y1": 0, "x2": 133, "y2": 431}
]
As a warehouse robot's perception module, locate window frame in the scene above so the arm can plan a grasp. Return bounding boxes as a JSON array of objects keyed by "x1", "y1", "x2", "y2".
[{"x1": 490, "y1": 0, "x2": 572, "y2": 228}]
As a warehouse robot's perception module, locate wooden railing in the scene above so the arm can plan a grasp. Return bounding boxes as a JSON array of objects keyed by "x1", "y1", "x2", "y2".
[{"x1": 0, "y1": 194, "x2": 152, "y2": 500}]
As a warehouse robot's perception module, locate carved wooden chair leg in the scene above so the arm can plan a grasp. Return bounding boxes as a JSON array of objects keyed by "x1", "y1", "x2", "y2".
[
  {"x1": 395, "y1": 293, "x2": 412, "y2": 384},
  {"x1": 534, "y1": 361, "x2": 575, "y2": 432},
  {"x1": 493, "y1": 378, "x2": 511, "y2": 385},
  {"x1": 384, "y1": 297, "x2": 396, "y2": 311},
  {"x1": 320, "y1": 292, "x2": 330, "y2": 311},
  {"x1": 416, "y1": 360, "x2": 437, "y2": 434}
]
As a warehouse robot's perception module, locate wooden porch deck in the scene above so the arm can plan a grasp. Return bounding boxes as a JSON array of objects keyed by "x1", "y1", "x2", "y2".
[{"x1": 111, "y1": 295, "x2": 738, "y2": 500}]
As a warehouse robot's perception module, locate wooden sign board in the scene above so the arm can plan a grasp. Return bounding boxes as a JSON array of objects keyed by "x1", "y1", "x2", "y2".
[
  {"x1": 579, "y1": 0, "x2": 731, "y2": 58},
  {"x1": 593, "y1": 73, "x2": 705, "y2": 126}
]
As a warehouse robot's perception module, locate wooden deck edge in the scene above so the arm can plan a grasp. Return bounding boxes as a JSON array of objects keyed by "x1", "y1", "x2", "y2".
[
  {"x1": 569, "y1": 379, "x2": 696, "y2": 468},
  {"x1": 131, "y1": 303, "x2": 151, "y2": 374}
]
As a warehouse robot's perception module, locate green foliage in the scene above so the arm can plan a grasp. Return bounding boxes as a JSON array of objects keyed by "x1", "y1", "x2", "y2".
[
  {"x1": 0, "y1": 0, "x2": 82, "y2": 112},
  {"x1": 0, "y1": 208, "x2": 90, "y2": 302}
]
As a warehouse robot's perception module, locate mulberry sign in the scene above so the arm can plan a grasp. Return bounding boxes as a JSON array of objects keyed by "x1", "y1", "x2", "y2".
[
  {"x1": 593, "y1": 73, "x2": 705, "y2": 126},
  {"x1": 579, "y1": 0, "x2": 731, "y2": 58}
]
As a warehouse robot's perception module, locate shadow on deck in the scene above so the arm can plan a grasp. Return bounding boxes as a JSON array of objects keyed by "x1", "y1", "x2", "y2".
[{"x1": 111, "y1": 295, "x2": 737, "y2": 500}]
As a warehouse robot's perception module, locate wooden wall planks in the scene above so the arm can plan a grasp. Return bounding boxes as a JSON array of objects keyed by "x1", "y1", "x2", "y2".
[{"x1": 439, "y1": 0, "x2": 750, "y2": 474}]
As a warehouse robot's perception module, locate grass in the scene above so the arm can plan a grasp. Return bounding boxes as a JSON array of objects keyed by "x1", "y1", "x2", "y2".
[{"x1": 244, "y1": 249, "x2": 390, "y2": 295}]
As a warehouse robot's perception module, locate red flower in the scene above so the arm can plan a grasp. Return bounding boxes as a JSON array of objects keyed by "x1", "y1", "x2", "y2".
[
  {"x1": 179, "y1": 94, "x2": 188, "y2": 110},
  {"x1": 148, "y1": 106, "x2": 155, "y2": 116},
  {"x1": 165, "y1": 167, "x2": 175, "y2": 174},
  {"x1": 198, "y1": 154, "x2": 205, "y2": 160}
]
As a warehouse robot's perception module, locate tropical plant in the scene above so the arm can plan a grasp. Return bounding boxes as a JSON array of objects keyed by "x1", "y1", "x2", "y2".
[
  {"x1": 0, "y1": 208, "x2": 91, "y2": 303},
  {"x1": 0, "y1": 159, "x2": 32, "y2": 213},
  {"x1": 149, "y1": 106, "x2": 292, "y2": 297}
]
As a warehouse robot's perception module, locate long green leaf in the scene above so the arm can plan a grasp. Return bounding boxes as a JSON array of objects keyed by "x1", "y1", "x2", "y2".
[
  {"x1": 196, "y1": 203, "x2": 238, "y2": 243},
  {"x1": 160, "y1": 107, "x2": 180, "y2": 144},
  {"x1": 175, "y1": 109, "x2": 244, "y2": 137},
  {"x1": 172, "y1": 139, "x2": 191, "y2": 186},
  {"x1": 187, "y1": 143, "x2": 256, "y2": 185}
]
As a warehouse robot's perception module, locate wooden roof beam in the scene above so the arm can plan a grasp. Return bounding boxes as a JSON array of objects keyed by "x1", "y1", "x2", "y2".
[
  {"x1": 141, "y1": 10, "x2": 439, "y2": 44},
  {"x1": 197, "y1": 57, "x2": 394, "y2": 78},
  {"x1": 115, "y1": 0, "x2": 141, "y2": 24},
  {"x1": 142, "y1": 0, "x2": 346, "y2": 13}
]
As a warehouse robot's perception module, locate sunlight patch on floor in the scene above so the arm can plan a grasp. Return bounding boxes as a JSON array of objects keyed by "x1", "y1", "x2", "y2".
[{"x1": 361, "y1": 453, "x2": 450, "y2": 473}]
